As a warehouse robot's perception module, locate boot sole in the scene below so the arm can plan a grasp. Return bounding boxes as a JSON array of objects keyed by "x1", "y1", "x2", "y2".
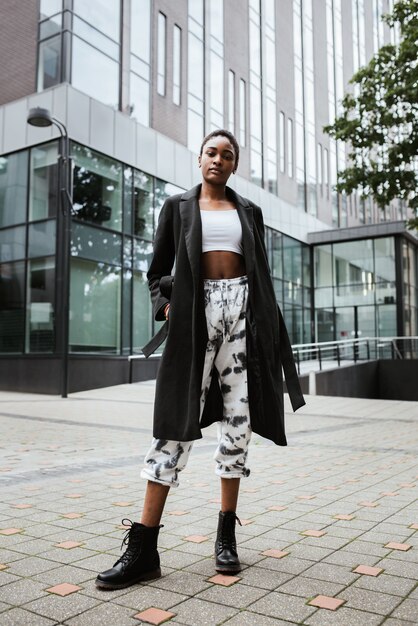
[
  {"x1": 95, "y1": 568, "x2": 161, "y2": 590},
  {"x1": 215, "y1": 564, "x2": 241, "y2": 574}
]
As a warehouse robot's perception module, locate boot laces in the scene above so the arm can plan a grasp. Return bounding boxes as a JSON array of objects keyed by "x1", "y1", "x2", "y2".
[{"x1": 115, "y1": 518, "x2": 142, "y2": 567}]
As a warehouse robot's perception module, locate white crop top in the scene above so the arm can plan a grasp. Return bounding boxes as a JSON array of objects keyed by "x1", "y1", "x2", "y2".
[{"x1": 200, "y1": 209, "x2": 243, "y2": 255}]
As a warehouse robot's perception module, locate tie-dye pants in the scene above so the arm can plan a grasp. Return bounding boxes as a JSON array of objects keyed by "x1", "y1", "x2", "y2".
[{"x1": 141, "y1": 275, "x2": 252, "y2": 488}]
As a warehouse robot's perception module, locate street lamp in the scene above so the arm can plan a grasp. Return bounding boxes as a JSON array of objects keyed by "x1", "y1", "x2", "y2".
[{"x1": 27, "y1": 107, "x2": 73, "y2": 398}]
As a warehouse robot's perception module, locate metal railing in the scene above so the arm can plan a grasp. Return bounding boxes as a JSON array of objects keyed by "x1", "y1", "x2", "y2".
[
  {"x1": 291, "y1": 336, "x2": 418, "y2": 375},
  {"x1": 127, "y1": 336, "x2": 418, "y2": 382}
]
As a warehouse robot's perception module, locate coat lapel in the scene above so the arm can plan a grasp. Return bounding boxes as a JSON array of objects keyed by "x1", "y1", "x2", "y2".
[
  {"x1": 179, "y1": 185, "x2": 202, "y2": 289},
  {"x1": 228, "y1": 188, "x2": 255, "y2": 280}
]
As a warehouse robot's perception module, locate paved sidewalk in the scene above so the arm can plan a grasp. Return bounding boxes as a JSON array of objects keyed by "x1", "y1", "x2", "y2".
[{"x1": 0, "y1": 383, "x2": 417, "y2": 625}]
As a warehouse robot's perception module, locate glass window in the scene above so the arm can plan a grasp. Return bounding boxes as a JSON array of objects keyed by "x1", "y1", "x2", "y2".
[
  {"x1": 324, "y1": 146, "x2": 329, "y2": 188},
  {"x1": 239, "y1": 79, "x2": 246, "y2": 147},
  {"x1": 37, "y1": 36, "x2": 61, "y2": 90},
  {"x1": 287, "y1": 117, "x2": 293, "y2": 178},
  {"x1": 279, "y1": 112, "x2": 285, "y2": 173},
  {"x1": 40, "y1": 0, "x2": 62, "y2": 18},
  {"x1": 130, "y1": 72, "x2": 150, "y2": 126},
  {"x1": 209, "y1": 0, "x2": 224, "y2": 43},
  {"x1": 283, "y1": 236, "x2": 302, "y2": 285},
  {"x1": 72, "y1": 36, "x2": 119, "y2": 108},
  {"x1": 157, "y1": 12, "x2": 166, "y2": 96},
  {"x1": 189, "y1": 0, "x2": 204, "y2": 24},
  {"x1": 271, "y1": 231, "x2": 283, "y2": 278},
  {"x1": 173, "y1": 25, "x2": 181, "y2": 105},
  {"x1": 69, "y1": 258, "x2": 121, "y2": 353},
  {"x1": 39, "y1": 14, "x2": 62, "y2": 40},
  {"x1": 228, "y1": 70, "x2": 235, "y2": 133},
  {"x1": 188, "y1": 109, "x2": 204, "y2": 155},
  {"x1": 123, "y1": 167, "x2": 133, "y2": 233},
  {"x1": 133, "y1": 170, "x2": 153, "y2": 239},
  {"x1": 317, "y1": 143, "x2": 322, "y2": 189},
  {"x1": 131, "y1": 0, "x2": 151, "y2": 62},
  {"x1": 71, "y1": 222, "x2": 122, "y2": 265},
  {"x1": 133, "y1": 238, "x2": 154, "y2": 272},
  {"x1": 26, "y1": 257, "x2": 55, "y2": 353},
  {"x1": 29, "y1": 143, "x2": 58, "y2": 222},
  {"x1": 188, "y1": 33, "x2": 204, "y2": 100},
  {"x1": 0, "y1": 226, "x2": 26, "y2": 263},
  {"x1": 154, "y1": 178, "x2": 183, "y2": 226},
  {"x1": 314, "y1": 245, "x2": 333, "y2": 287},
  {"x1": 0, "y1": 261, "x2": 25, "y2": 353},
  {"x1": 210, "y1": 51, "x2": 224, "y2": 116},
  {"x1": 73, "y1": 16, "x2": 119, "y2": 60},
  {"x1": 72, "y1": 144, "x2": 123, "y2": 232},
  {"x1": 133, "y1": 270, "x2": 152, "y2": 352},
  {"x1": 28, "y1": 221, "x2": 56, "y2": 258},
  {"x1": 0, "y1": 151, "x2": 28, "y2": 228},
  {"x1": 73, "y1": 0, "x2": 120, "y2": 41}
]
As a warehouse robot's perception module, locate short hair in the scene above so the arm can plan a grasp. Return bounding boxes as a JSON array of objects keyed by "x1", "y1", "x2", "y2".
[{"x1": 199, "y1": 129, "x2": 240, "y2": 171}]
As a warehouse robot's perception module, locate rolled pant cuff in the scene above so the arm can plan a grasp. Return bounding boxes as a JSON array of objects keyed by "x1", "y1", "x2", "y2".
[
  {"x1": 140, "y1": 468, "x2": 179, "y2": 488},
  {"x1": 215, "y1": 468, "x2": 251, "y2": 479}
]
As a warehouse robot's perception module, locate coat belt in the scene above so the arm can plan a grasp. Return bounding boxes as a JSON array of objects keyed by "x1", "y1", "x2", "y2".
[{"x1": 141, "y1": 322, "x2": 168, "y2": 358}]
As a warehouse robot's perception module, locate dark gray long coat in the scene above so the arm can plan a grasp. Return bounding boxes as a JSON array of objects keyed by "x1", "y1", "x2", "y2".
[{"x1": 142, "y1": 184, "x2": 305, "y2": 445}]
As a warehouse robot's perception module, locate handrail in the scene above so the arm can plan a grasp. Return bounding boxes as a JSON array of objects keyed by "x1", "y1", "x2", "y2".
[
  {"x1": 291, "y1": 336, "x2": 418, "y2": 374},
  {"x1": 127, "y1": 336, "x2": 418, "y2": 381}
]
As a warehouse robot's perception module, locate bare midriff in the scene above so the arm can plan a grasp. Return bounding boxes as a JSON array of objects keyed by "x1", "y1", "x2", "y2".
[{"x1": 201, "y1": 250, "x2": 246, "y2": 279}]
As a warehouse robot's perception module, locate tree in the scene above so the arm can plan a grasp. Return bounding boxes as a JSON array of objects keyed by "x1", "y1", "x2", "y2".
[{"x1": 323, "y1": 0, "x2": 418, "y2": 230}]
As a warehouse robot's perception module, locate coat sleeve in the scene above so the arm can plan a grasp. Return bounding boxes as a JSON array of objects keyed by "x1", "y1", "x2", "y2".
[{"x1": 147, "y1": 198, "x2": 175, "y2": 321}]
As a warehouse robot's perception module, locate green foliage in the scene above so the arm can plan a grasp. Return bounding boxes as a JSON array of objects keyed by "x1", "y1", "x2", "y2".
[{"x1": 323, "y1": 0, "x2": 418, "y2": 230}]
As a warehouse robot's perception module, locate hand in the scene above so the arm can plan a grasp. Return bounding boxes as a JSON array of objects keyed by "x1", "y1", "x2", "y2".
[{"x1": 163, "y1": 303, "x2": 170, "y2": 320}]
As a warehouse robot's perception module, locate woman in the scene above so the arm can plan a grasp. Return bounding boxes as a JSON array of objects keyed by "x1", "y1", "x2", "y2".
[{"x1": 96, "y1": 130, "x2": 305, "y2": 590}]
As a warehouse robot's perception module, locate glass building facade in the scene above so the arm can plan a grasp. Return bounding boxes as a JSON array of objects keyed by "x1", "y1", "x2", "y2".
[{"x1": 0, "y1": 0, "x2": 417, "y2": 393}]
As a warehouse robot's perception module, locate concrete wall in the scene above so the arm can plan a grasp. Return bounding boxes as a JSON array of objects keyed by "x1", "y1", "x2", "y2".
[
  {"x1": 0, "y1": 355, "x2": 160, "y2": 395},
  {"x1": 304, "y1": 360, "x2": 418, "y2": 402}
]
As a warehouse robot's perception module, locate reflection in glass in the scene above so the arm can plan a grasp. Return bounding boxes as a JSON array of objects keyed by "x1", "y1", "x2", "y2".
[
  {"x1": 134, "y1": 171, "x2": 153, "y2": 239},
  {"x1": 279, "y1": 112, "x2": 285, "y2": 173},
  {"x1": 40, "y1": 0, "x2": 62, "y2": 18},
  {"x1": 73, "y1": 0, "x2": 120, "y2": 41},
  {"x1": 0, "y1": 152, "x2": 28, "y2": 228},
  {"x1": 0, "y1": 261, "x2": 25, "y2": 353},
  {"x1": 37, "y1": 35, "x2": 61, "y2": 90},
  {"x1": 70, "y1": 258, "x2": 121, "y2": 353},
  {"x1": 28, "y1": 221, "x2": 56, "y2": 259},
  {"x1": 154, "y1": 179, "x2": 183, "y2": 228},
  {"x1": 131, "y1": 0, "x2": 151, "y2": 61},
  {"x1": 72, "y1": 144, "x2": 122, "y2": 231},
  {"x1": 26, "y1": 257, "x2": 55, "y2": 353},
  {"x1": 133, "y1": 271, "x2": 152, "y2": 352},
  {"x1": 0, "y1": 226, "x2": 26, "y2": 263},
  {"x1": 29, "y1": 143, "x2": 58, "y2": 221},
  {"x1": 39, "y1": 14, "x2": 62, "y2": 40},
  {"x1": 228, "y1": 71, "x2": 235, "y2": 133},
  {"x1": 72, "y1": 36, "x2": 119, "y2": 107},
  {"x1": 239, "y1": 79, "x2": 246, "y2": 147},
  {"x1": 157, "y1": 12, "x2": 166, "y2": 95},
  {"x1": 73, "y1": 16, "x2": 119, "y2": 60},
  {"x1": 122, "y1": 269, "x2": 132, "y2": 353},
  {"x1": 130, "y1": 72, "x2": 150, "y2": 126},
  {"x1": 133, "y1": 239, "x2": 153, "y2": 272},
  {"x1": 173, "y1": 25, "x2": 181, "y2": 105},
  {"x1": 71, "y1": 222, "x2": 122, "y2": 266}
]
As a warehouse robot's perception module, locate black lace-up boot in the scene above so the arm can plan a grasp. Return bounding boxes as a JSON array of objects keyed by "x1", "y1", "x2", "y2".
[
  {"x1": 95, "y1": 518, "x2": 162, "y2": 590},
  {"x1": 215, "y1": 511, "x2": 242, "y2": 573}
]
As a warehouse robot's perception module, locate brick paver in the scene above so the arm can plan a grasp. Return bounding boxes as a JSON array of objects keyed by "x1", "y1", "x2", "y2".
[{"x1": 0, "y1": 385, "x2": 417, "y2": 625}]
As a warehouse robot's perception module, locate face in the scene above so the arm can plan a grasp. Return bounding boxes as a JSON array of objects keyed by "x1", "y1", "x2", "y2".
[{"x1": 198, "y1": 135, "x2": 237, "y2": 185}]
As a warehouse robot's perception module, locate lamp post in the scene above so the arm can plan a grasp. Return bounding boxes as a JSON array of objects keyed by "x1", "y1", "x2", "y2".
[{"x1": 27, "y1": 107, "x2": 73, "y2": 398}]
